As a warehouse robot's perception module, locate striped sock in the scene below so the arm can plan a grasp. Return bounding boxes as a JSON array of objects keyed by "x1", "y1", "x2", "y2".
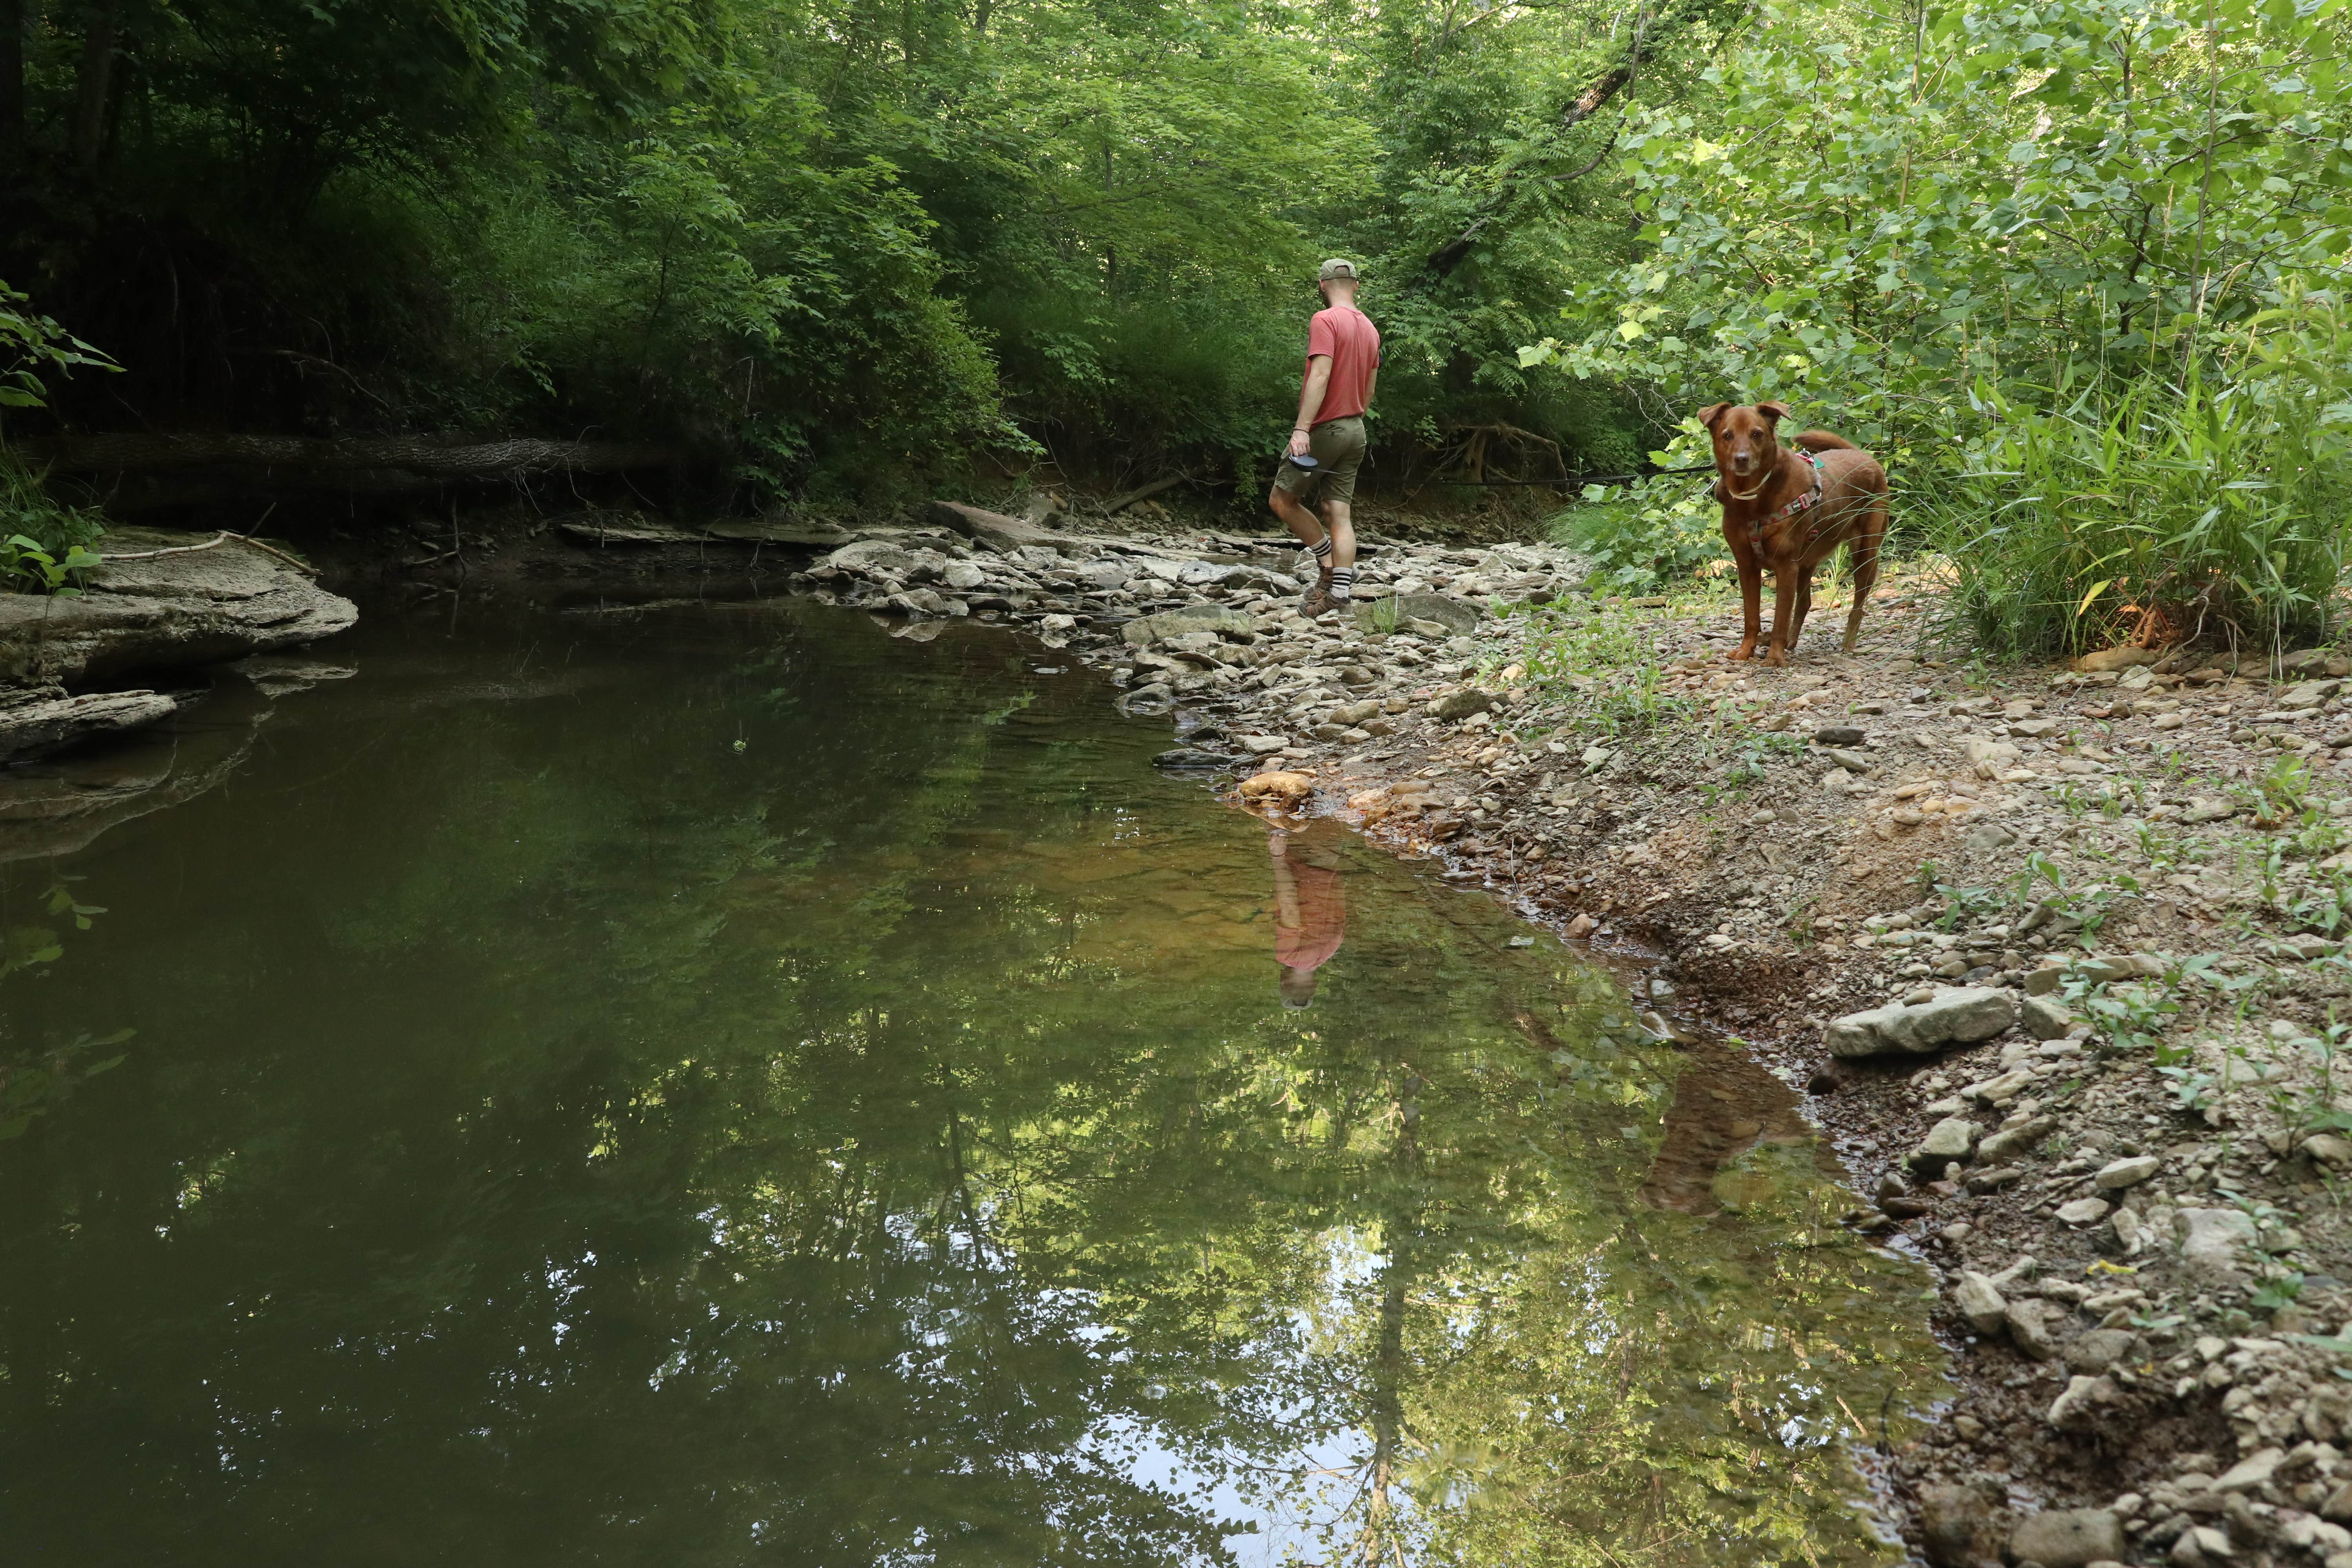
[
  {"x1": 1308, "y1": 538, "x2": 1333, "y2": 566},
  {"x1": 1328, "y1": 567, "x2": 1355, "y2": 602}
]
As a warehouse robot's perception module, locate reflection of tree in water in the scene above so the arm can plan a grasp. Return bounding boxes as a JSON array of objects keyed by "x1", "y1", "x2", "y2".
[{"x1": 0, "y1": 608, "x2": 1944, "y2": 1567}]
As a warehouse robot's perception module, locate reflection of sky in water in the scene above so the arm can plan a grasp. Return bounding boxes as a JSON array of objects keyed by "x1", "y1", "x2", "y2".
[{"x1": 0, "y1": 598, "x2": 1947, "y2": 1567}]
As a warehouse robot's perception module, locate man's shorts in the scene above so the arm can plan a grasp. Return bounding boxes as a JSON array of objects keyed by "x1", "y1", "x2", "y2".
[{"x1": 1272, "y1": 415, "x2": 1367, "y2": 508}]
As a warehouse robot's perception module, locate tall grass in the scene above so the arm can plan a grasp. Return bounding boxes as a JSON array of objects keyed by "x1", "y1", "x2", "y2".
[{"x1": 1918, "y1": 328, "x2": 2352, "y2": 658}]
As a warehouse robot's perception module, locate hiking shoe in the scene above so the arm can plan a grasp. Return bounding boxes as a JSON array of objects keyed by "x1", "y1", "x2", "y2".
[{"x1": 1299, "y1": 583, "x2": 1335, "y2": 618}]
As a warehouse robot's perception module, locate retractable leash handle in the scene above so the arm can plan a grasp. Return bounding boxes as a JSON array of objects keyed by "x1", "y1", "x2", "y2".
[{"x1": 1284, "y1": 451, "x2": 1320, "y2": 470}]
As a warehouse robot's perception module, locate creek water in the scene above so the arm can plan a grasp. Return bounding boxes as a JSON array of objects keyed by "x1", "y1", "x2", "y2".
[{"x1": 0, "y1": 593, "x2": 1948, "y2": 1566}]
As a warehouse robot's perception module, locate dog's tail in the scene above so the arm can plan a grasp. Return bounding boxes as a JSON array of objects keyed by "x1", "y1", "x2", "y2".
[{"x1": 1792, "y1": 429, "x2": 1860, "y2": 454}]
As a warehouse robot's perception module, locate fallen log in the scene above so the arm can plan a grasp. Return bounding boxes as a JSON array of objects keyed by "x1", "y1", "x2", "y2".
[
  {"x1": 15, "y1": 432, "x2": 673, "y2": 478},
  {"x1": 1101, "y1": 474, "x2": 1187, "y2": 514}
]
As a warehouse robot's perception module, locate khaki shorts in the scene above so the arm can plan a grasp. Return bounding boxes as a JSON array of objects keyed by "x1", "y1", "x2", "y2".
[{"x1": 1272, "y1": 415, "x2": 1367, "y2": 508}]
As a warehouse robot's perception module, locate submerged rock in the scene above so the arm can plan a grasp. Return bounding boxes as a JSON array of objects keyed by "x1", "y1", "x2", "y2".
[{"x1": 0, "y1": 686, "x2": 178, "y2": 763}]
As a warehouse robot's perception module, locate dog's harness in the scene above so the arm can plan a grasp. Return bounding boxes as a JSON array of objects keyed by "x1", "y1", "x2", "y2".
[{"x1": 1731, "y1": 451, "x2": 1835, "y2": 550}]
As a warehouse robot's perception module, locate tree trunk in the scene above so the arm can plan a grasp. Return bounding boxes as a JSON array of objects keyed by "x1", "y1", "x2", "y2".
[
  {"x1": 72, "y1": 0, "x2": 120, "y2": 174},
  {"x1": 0, "y1": 0, "x2": 24, "y2": 168}
]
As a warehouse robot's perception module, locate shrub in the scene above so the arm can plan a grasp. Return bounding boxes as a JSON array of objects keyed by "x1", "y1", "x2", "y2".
[
  {"x1": 1916, "y1": 339, "x2": 2352, "y2": 657},
  {"x1": 1548, "y1": 425, "x2": 1725, "y2": 592},
  {"x1": 0, "y1": 456, "x2": 103, "y2": 595}
]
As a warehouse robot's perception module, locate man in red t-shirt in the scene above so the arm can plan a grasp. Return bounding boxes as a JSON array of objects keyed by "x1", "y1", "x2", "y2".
[
  {"x1": 1270, "y1": 259, "x2": 1380, "y2": 619},
  {"x1": 1267, "y1": 823, "x2": 1345, "y2": 1009}
]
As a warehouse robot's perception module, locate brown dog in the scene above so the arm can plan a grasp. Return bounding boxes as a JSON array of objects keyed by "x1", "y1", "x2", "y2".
[{"x1": 1696, "y1": 401, "x2": 1889, "y2": 666}]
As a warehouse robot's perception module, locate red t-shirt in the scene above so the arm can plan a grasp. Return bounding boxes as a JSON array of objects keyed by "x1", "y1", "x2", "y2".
[
  {"x1": 1275, "y1": 860, "x2": 1345, "y2": 972},
  {"x1": 1305, "y1": 306, "x2": 1380, "y2": 426}
]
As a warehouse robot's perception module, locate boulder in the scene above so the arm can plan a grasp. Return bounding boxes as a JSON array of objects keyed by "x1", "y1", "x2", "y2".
[
  {"x1": 825, "y1": 539, "x2": 920, "y2": 574},
  {"x1": 1954, "y1": 1271, "x2": 2008, "y2": 1333},
  {"x1": 1428, "y1": 689, "x2": 1495, "y2": 722},
  {"x1": 1963, "y1": 735, "x2": 2022, "y2": 775},
  {"x1": 1823, "y1": 987, "x2": 2017, "y2": 1058},
  {"x1": 2056, "y1": 1196, "x2": 2114, "y2": 1226},
  {"x1": 1919, "y1": 1483, "x2": 2005, "y2": 1568},
  {"x1": 1359, "y1": 592, "x2": 1481, "y2": 637},
  {"x1": 2076, "y1": 952, "x2": 2165, "y2": 982},
  {"x1": 2064, "y1": 1327, "x2": 2138, "y2": 1374},
  {"x1": 0, "y1": 686, "x2": 178, "y2": 763},
  {"x1": 0, "y1": 528, "x2": 357, "y2": 688},
  {"x1": 2307, "y1": 1134, "x2": 2352, "y2": 1169},
  {"x1": 2007, "y1": 1298, "x2": 2063, "y2": 1359},
  {"x1": 2021, "y1": 995, "x2": 2074, "y2": 1039},
  {"x1": 2046, "y1": 1374, "x2": 2123, "y2": 1434},
  {"x1": 2077, "y1": 645, "x2": 2160, "y2": 672},
  {"x1": 1976, "y1": 1115, "x2": 2056, "y2": 1163},
  {"x1": 1122, "y1": 607, "x2": 1256, "y2": 647},
  {"x1": 928, "y1": 499, "x2": 1081, "y2": 554},
  {"x1": 1812, "y1": 725, "x2": 1866, "y2": 746},
  {"x1": 2281, "y1": 679, "x2": 2343, "y2": 710},
  {"x1": 1914, "y1": 1117, "x2": 1981, "y2": 1164},
  {"x1": 2096, "y1": 1154, "x2": 2162, "y2": 1190},
  {"x1": 2179, "y1": 1207, "x2": 2259, "y2": 1280},
  {"x1": 2214, "y1": 1446, "x2": 2285, "y2": 1493},
  {"x1": 2010, "y1": 1508, "x2": 2124, "y2": 1567},
  {"x1": 1237, "y1": 771, "x2": 1313, "y2": 807}
]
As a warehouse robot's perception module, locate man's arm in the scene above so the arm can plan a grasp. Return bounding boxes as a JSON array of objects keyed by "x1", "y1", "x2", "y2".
[
  {"x1": 1364, "y1": 365, "x2": 1377, "y2": 409},
  {"x1": 1289, "y1": 356, "x2": 1333, "y2": 457}
]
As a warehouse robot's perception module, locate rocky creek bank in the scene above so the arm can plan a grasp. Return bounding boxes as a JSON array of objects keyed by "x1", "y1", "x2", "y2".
[
  {"x1": 0, "y1": 525, "x2": 357, "y2": 858},
  {"x1": 764, "y1": 496, "x2": 2352, "y2": 1568}
]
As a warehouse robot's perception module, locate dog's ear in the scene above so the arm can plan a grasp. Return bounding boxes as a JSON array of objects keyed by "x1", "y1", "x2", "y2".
[
  {"x1": 1695, "y1": 403, "x2": 1730, "y2": 431},
  {"x1": 1755, "y1": 400, "x2": 1791, "y2": 425}
]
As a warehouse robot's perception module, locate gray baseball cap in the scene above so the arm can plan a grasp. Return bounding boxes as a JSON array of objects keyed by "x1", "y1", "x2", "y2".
[{"x1": 1316, "y1": 258, "x2": 1360, "y2": 283}]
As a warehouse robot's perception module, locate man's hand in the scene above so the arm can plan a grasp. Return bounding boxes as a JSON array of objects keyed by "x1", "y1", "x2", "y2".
[{"x1": 1287, "y1": 428, "x2": 1311, "y2": 459}]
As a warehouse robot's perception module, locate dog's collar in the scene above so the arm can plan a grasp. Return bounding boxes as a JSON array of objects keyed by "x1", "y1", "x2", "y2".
[{"x1": 1725, "y1": 475, "x2": 1769, "y2": 501}]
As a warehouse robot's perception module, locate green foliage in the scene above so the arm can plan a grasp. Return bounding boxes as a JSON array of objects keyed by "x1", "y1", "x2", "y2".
[
  {"x1": 0, "y1": 281, "x2": 114, "y2": 411},
  {"x1": 1519, "y1": 0, "x2": 2352, "y2": 650},
  {"x1": 1530, "y1": 0, "x2": 2352, "y2": 441},
  {"x1": 1918, "y1": 342, "x2": 2352, "y2": 655},
  {"x1": 1555, "y1": 427, "x2": 1726, "y2": 591},
  {"x1": 0, "y1": 454, "x2": 102, "y2": 595},
  {"x1": 1, "y1": 0, "x2": 1704, "y2": 494}
]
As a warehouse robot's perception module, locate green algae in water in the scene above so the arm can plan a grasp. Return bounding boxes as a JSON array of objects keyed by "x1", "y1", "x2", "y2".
[{"x1": 0, "y1": 596, "x2": 1947, "y2": 1565}]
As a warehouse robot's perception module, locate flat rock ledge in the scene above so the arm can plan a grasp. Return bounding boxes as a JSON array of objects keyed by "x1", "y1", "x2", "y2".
[
  {"x1": 0, "y1": 685, "x2": 180, "y2": 764},
  {"x1": 0, "y1": 526, "x2": 357, "y2": 690}
]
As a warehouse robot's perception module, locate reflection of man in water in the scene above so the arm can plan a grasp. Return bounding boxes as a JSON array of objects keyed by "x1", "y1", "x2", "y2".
[{"x1": 1268, "y1": 826, "x2": 1345, "y2": 1008}]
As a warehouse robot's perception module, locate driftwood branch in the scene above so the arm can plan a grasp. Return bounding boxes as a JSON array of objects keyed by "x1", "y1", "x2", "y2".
[
  {"x1": 100, "y1": 528, "x2": 319, "y2": 576},
  {"x1": 17, "y1": 432, "x2": 673, "y2": 478}
]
